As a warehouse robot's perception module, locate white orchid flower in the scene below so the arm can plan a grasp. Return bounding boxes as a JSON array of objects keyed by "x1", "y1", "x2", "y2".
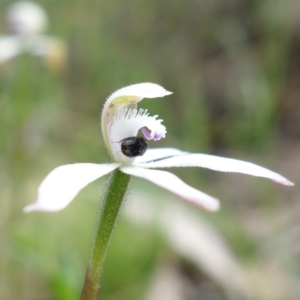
[
  {"x1": 0, "y1": 2, "x2": 66, "y2": 72},
  {"x1": 24, "y1": 83, "x2": 293, "y2": 213}
]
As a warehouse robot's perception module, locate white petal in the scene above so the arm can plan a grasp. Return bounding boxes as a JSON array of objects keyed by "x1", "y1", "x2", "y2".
[
  {"x1": 101, "y1": 83, "x2": 172, "y2": 158},
  {"x1": 0, "y1": 36, "x2": 21, "y2": 63},
  {"x1": 120, "y1": 166, "x2": 220, "y2": 211},
  {"x1": 134, "y1": 147, "x2": 188, "y2": 163},
  {"x1": 134, "y1": 153, "x2": 294, "y2": 186},
  {"x1": 24, "y1": 163, "x2": 120, "y2": 212}
]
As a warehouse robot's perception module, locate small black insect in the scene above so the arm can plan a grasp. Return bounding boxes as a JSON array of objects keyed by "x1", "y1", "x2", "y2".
[{"x1": 120, "y1": 136, "x2": 148, "y2": 157}]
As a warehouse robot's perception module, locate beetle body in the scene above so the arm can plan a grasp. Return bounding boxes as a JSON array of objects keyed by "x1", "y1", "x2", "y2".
[{"x1": 121, "y1": 136, "x2": 148, "y2": 157}]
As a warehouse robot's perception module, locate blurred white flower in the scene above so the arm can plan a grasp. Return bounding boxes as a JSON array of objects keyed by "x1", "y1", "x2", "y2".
[
  {"x1": 7, "y1": 1, "x2": 48, "y2": 35},
  {"x1": 24, "y1": 83, "x2": 293, "y2": 213},
  {"x1": 126, "y1": 196, "x2": 253, "y2": 299},
  {"x1": 0, "y1": 1, "x2": 66, "y2": 73}
]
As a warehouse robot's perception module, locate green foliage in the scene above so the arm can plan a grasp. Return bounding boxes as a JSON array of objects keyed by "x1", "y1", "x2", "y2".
[{"x1": 0, "y1": 0, "x2": 298, "y2": 299}]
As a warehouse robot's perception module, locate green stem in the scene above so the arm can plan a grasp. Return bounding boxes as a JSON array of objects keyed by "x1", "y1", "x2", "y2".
[{"x1": 80, "y1": 169, "x2": 131, "y2": 300}]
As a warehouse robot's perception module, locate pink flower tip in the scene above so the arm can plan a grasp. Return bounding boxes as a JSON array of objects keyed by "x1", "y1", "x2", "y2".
[{"x1": 275, "y1": 178, "x2": 294, "y2": 186}]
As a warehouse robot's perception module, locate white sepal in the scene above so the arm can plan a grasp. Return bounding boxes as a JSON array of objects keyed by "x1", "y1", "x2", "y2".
[
  {"x1": 24, "y1": 163, "x2": 120, "y2": 212},
  {"x1": 105, "y1": 83, "x2": 172, "y2": 108},
  {"x1": 134, "y1": 153, "x2": 294, "y2": 186},
  {"x1": 120, "y1": 166, "x2": 220, "y2": 211}
]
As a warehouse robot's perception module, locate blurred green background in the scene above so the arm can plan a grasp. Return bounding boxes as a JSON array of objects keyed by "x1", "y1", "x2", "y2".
[{"x1": 0, "y1": 0, "x2": 299, "y2": 299}]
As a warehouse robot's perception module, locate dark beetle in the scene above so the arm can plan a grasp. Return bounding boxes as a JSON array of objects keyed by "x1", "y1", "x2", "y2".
[{"x1": 120, "y1": 136, "x2": 148, "y2": 157}]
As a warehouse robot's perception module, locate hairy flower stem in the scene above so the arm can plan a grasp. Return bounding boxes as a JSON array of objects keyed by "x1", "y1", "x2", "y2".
[{"x1": 80, "y1": 169, "x2": 131, "y2": 300}]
